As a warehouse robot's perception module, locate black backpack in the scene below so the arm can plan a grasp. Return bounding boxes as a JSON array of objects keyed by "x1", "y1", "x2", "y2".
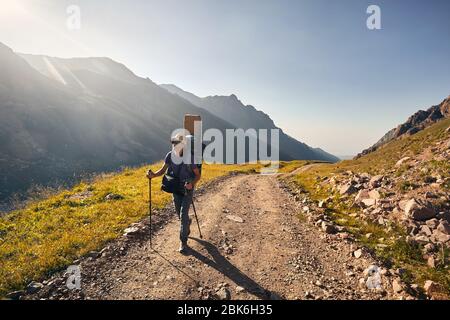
[
  {"x1": 161, "y1": 167, "x2": 185, "y2": 195},
  {"x1": 161, "y1": 141, "x2": 205, "y2": 195}
]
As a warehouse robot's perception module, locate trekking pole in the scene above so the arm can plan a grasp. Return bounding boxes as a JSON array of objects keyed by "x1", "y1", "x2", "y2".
[
  {"x1": 191, "y1": 198, "x2": 203, "y2": 239},
  {"x1": 149, "y1": 178, "x2": 152, "y2": 248}
]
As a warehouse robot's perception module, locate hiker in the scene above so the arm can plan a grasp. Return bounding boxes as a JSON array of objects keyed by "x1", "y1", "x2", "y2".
[{"x1": 146, "y1": 134, "x2": 201, "y2": 253}]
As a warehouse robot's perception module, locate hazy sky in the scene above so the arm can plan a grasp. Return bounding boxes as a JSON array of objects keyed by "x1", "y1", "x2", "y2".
[{"x1": 1, "y1": 0, "x2": 449, "y2": 155}]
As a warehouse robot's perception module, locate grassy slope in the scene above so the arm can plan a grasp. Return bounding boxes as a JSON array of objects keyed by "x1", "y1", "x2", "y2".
[
  {"x1": 3, "y1": 117, "x2": 447, "y2": 297},
  {"x1": 285, "y1": 118, "x2": 450, "y2": 294},
  {"x1": 0, "y1": 160, "x2": 309, "y2": 296},
  {"x1": 0, "y1": 162, "x2": 277, "y2": 295}
]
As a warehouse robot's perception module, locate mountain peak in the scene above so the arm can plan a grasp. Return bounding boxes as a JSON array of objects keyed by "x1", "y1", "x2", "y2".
[
  {"x1": 19, "y1": 54, "x2": 143, "y2": 87},
  {"x1": 356, "y1": 95, "x2": 450, "y2": 158},
  {"x1": 161, "y1": 84, "x2": 339, "y2": 162}
]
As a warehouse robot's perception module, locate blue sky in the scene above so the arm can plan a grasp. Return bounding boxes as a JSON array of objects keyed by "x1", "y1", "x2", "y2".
[{"x1": 1, "y1": 0, "x2": 449, "y2": 155}]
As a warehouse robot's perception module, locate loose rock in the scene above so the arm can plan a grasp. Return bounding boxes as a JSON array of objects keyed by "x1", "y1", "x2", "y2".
[
  {"x1": 27, "y1": 281, "x2": 44, "y2": 294},
  {"x1": 353, "y1": 249, "x2": 363, "y2": 259},
  {"x1": 395, "y1": 157, "x2": 411, "y2": 167},
  {"x1": 105, "y1": 193, "x2": 124, "y2": 201},
  {"x1": 226, "y1": 215, "x2": 244, "y2": 223},
  {"x1": 392, "y1": 279, "x2": 403, "y2": 293},
  {"x1": 216, "y1": 287, "x2": 231, "y2": 300},
  {"x1": 423, "y1": 280, "x2": 441, "y2": 298},
  {"x1": 404, "y1": 199, "x2": 435, "y2": 221}
]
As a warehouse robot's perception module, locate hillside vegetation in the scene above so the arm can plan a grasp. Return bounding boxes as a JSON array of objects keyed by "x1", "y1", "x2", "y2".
[
  {"x1": 0, "y1": 160, "x2": 311, "y2": 297},
  {"x1": 285, "y1": 118, "x2": 450, "y2": 298},
  {"x1": 1, "y1": 119, "x2": 448, "y2": 299},
  {"x1": 0, "y1": 162, "x2": 281, "y2": 296}
]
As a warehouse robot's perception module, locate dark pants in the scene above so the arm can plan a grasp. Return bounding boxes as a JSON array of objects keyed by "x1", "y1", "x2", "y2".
[{"x1": 173, "y1": 190, "x2": 193, "y2": 243}]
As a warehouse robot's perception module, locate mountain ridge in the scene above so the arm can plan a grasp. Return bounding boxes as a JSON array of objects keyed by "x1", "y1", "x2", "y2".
[
  {"x1": 1, "y1": 43, "x2": 239, "y2": 202},
  {"x1": 356, "y1": 96, "x2": 450, "y2": 158},
  {"x1": 0, "y1": 42, "x2": 337, "y2": 204},
  {"x1": 160, "y1": 84, "x2": 339, "y2": 162}
]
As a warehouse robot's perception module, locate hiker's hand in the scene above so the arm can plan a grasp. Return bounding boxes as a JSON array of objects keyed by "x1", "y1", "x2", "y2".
[
  {"x1": 185, "y1": 182, "x2": 193, "y2": 190},
  {"x1": 147, "y1": 170, "x2": 155, "y2": 179}
]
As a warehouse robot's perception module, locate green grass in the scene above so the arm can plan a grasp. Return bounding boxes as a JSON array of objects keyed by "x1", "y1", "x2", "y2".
[
  {"x1": 0, "y1": 162, "x2": 267, "y2": 296},
  {"x1": 276, "y1": 160, "x2": 310, "y2": 173},
  {"x1": 286, "y1": 119, "x2": 450, "y2": 295},
  {"x1": 334, "y1": 118, "x2": 450, "y2": 175}
]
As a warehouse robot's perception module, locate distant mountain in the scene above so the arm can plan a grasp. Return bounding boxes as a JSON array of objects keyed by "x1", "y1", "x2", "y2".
[
  {"x1": 356, "y1": 96, "x2": 450, "y2": 158},
  {"x1": 0, "y1": 41, "x2": 338, "y2": 204},
  {"x1": 160, "y1": 84, "x2": 339, "y2": 163},
  {"x1": 0, "y1": 43, "x2": 235, "y2": 202}
]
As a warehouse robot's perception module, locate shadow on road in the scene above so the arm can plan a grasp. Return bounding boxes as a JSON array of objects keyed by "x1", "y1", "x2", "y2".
[
  {"x1": 151, "y1": 249, "x2": 200, "y2": 286},
  {"x1": 187, "y1": 237, "x2": 282, "y2": 300}
]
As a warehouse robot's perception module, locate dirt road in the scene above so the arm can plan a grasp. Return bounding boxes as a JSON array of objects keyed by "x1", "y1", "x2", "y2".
[{"x1": 31, "y1": 173, "x2": 393, "y2": 300}]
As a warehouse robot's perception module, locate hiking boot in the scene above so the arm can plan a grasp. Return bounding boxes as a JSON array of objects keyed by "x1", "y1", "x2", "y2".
[{"x1": 179, "y1": 242, "x2": 188, "y2": 254}]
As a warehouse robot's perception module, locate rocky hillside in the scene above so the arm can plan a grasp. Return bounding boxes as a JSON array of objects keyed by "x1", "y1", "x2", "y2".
[
  {"x1": 161, "y1": 84, "x2": 339, "y2": 163},
  {"x1": 285, "y1": 117, "x2": 450, "y2": 299},
  {"x1": 357, "y1": 96, "x2": 450, "y2": 158}
]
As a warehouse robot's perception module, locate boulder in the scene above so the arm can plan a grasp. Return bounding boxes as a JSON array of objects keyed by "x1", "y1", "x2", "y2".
[
  {"x1": 404, "y1": 199, "x2": 436, "y2": 221},
  {"x1": 395, "y1": 157, "x2": 411, "y2": 167},
  {"x1": 26, "y1": 281, "x2": 44, "y2": 294},
  {"x1": 423, "y1": 280, "x2": 441, "y2": 297},
  {"x1": 355, "y1": 189, "x2": 370, "y2": 203},
  {"x1": 392, "y1": 279, "x2": 403, "y2": 293},
  {"x1": 420, "y1": 225, "x2": 433, "y2": 236},
  {"x1": 105, "y1": 193, "x2": 124, "y2": 201},
  {"x1": 363, "y1": 265, "x2": 382, "y2": 290},
  {"x1": 123, "y1": 226, "x2": 139, "y2": 236},
  {"x1": 339, "y1": 183, "x2": 357, "y2": 195},
  {"x1": 329, "y1": 177, "x2": 338, "y2": 186},
  {"x1": 425, "y1": 218, "x2": 439, "y2": 229},
  {"x1": 399, "y1": 199, "x2": 409, "y2": 210},
  {"x1": 369, "y1": 175, "x2": 384, "y2": 188},
  {"x1": 355, "y1": 189, "x2": 380, "y2": 207},
  {"x1": 414, "y1": 235, "x2": 430, "y2": 244},
  {"x1": 235, "y1": 286, "x2": 245, "y2": 294},
  {"x1": 432, "y1": 230, "x2": 450, "y2": 243},
  {"x1": 427, "y1": 256, "x2": 436, "y2": 268},
  {"x1": 437, "y1": 221, "x2": 450, "y2": 235},
  {"x1": 226, "y1": 215, "x2": 244, "y2": 223},
  {"x1": 353, "y1": 249, "x2": 363, "y2": 259},
  {"x1": 368, "y1": 190, "x2": 381, "y2": 200},
  {"x1": 321, "y1": 221, "x2": 337, "y2": 234},
  {"x1": 361, "y1": 198, "x2": 376, "y2": 207},
  {"x1": 215, "y1": 287, "x2": 231, "y2": 300},
  {"x1": 6, "y1": 290, "x2": 25, "y2": 300}
]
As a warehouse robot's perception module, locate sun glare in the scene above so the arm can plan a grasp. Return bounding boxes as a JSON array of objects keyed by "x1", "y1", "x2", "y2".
[{"x1": 0, "y1": 1, "x2": 26, "y2": 17}]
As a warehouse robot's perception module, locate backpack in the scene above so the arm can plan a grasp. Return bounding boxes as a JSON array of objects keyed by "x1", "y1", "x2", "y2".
[
  {"x1": 161, "y1": 140, "x2": 205, "y2": 195},
  {"x1": 161, "y1": 169, "x2": 185, "y2": 195}
]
